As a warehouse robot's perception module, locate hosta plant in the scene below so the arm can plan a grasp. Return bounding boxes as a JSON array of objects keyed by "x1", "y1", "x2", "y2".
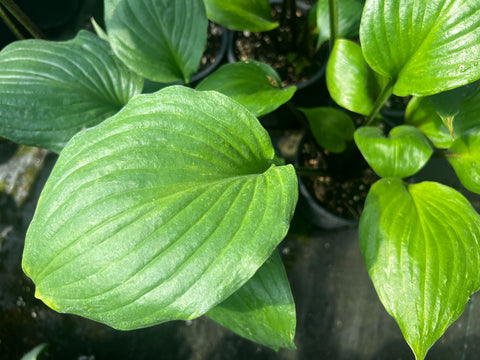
[{"x1": 1, "y1": 0, "x2": 480, "y2": 359}]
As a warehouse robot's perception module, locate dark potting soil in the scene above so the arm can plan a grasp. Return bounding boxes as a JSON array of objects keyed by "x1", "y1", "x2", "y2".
[
  {"x1": 232, "y1": 4, "x2": 326, "y2": 87},
  {"x1": 300, "y1": 139, "x2": 379, "y2": 220},
  {"x1": 199, "y1": 22, "x2": 225, "y2": 72}
]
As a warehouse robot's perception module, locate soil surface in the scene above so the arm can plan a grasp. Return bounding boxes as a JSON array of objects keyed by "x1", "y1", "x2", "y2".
[
  {"x1": 299, "y1": 138, "x2": 379, "y2": 220},
  {"x1": 232, "y1": 3, "x2": 326, "y2": 87}
]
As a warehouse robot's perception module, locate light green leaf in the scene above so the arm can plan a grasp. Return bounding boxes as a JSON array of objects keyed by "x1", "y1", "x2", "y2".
[
  {"x1": 203, "y1": 0, "x2": 278, "y2": 32},
  {"x1": 196, "y1": 60, "x2": 296, "y2": 117},
  {"x1": 326, "y1": 39, "x2": 388, "y2": 116},
  {"x1": 21, "y1": 343, "x2": 48, "y2": 360},
  {"x1": 106, "y1": 0, "x2": 208, "y2": 83},
  {"x1": 360, "y1": 178, "x2": 480, "y2": 360},
  {"x1": 207, "y1": 250, "x2": 296, "y2": 350},
  {"x1": 22, "y1": 86, "x2": 298, "y2": 331},
  {"x1": 300, "y1": 107, "x2": 355, "y2": 153},
  {"x1": 354, "y1": 125, "x2": 433, "y2": 178},
  {"x1": 315, "y1": 0, "x2": 364, "y2": 48},
  {"x1": 405, "y1": 96, "x2": 453, "y2": 149},
  {"x1": 0, "y1": 30, "x2": 143, "y2": 153},
  {"x1": 447, "y1": 127, "x2": 480, "y2": 194},
  {"x1": 360, "y1": 0, "x2": 480, "y2": 96},
  {"x1": 104, "y1": 0, "x2": 122, "y2": 26}
]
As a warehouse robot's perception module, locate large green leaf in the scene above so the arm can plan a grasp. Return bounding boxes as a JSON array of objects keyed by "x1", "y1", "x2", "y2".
[
  {"x1": 0, "y1": 30, "x2": 143, "y2": 153},
  {"x1": 203, "y1": 0, "x2": 278, "y2": 32},
  {"x1": 22, "y1": 86, "x2": 298, "y2": 331},
  {"x1": 207, "y1": 250, "x2": 296, "y2": 350},
  {"x1": 360, "y1": 0, "x2": 480, "y2": 96},
  {"x1": 106, "y1": 0, "x2": 208, "y2": 83},
  {"x1": 196, "y1": 60, "x2": 296, "y2": 117},
  {"x1": 300, "y1": 106, "x2": 355, "y2": 153},
  {"x1": 315, "y1": 0, "x2": 364, "y2": 48},
  {"x1": 405, "y1": 97, "x2": 453, "y2": 149},
  {"x1": 326, "y1": 39, "x2": 388, "y2": 116},
  {"x1": 360, "y1": 178, "x2": 480, "y2": 359},
  {"x1": 354, "y1": 125, "x2": 433, "y2": 178},
  {"x1": 447, "y1": 127, "x2": 480, "y2": 194}
]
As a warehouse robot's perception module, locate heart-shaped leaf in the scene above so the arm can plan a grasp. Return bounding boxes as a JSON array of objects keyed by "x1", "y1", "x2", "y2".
[
  {"x1": 326, "y1": 39, "x2": 388, "y2": 116},
  {"x1": 196, "y1": 60, "x2": 296, "y2": 117},
  {"x1": 300, "y1": 106, "x2": 355, "y2": 153},
  {"x1": 360, "y1": 178, "x2": 480, "y2": 360},
  {"x1": 360, "y1": 0, "x2": 480, "y2": 96},
  {"x1": 354, "y1": 125, "x2": 433, "y2": 178},
  {"x1": 315, "y1": 0, "x2": 364, "y2": 49},
  {"x1": 447, "y1": 127, "x2": 480, "y2": 194},
  {"x1": 203, "y1": 0, "x2": 278, "y2": 32},
  {"x1": 405, "y1": 97, "x2": 453, "y2": 149},
  {"x1": 106, "y1": 0, "x2": 208, "y2": 83},
  {"x1": 0, "y1": 30, "x2": 143, "y2": 153},
  {"x1": 207, "y1": 250, "x2": 296, "y2": 350},
  {"x1": 22, "y1": 86, "x2": 298, "y2": 330}
]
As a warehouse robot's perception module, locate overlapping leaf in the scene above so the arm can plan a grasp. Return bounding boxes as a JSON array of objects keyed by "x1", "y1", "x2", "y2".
[
  {"x1": 300, "y1": 106, "x2": 355, "y2": 153},
  {"x1": 203, "y1": 0, "x2": 278, "y2": 32},
  {"x1": 326, "y1": 39, "x2": 387, "y2": 115},
  {"x1": 196, "y1": 60, "x2": 296, "y2": 117},
  {"x1": 106, "y1": 0, "x2": 208, "y2": 83},
  {"x1": 315, "y1": 0, "x2": 364, "y2": 48},
  {"x1": 207, "y1": 250, "x2": 296, "y2": 350},
  {"x1": 447, "y1": 128, "x2": 480, "y2": 194},
  {"x1": 0, "y1": 30, "x2": 143, "y2": 153},
  {"x1": 360, "y1": 178, "x2": 480, "y2": 359},
  {"x1": 360, "y1": 0, "x2": 480, "y2": 96},
  {"x1": 405, "y1": 97, "x2": 453, "y2": 149},
  {"x1": 22, "y1": 86, "x2": 298, "y2": 331}
]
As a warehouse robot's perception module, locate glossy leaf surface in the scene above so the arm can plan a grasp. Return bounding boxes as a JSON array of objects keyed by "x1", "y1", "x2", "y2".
[
  {"x1": 203, "y1": 0, "x2": 277, "y2": 32},
  {"x1": 326, "y1": 39, "x2": 387, "y2": 115},
  {"x1": 0, "y1": 30, "x2": 143, "y2": 153},
  {"x1": 22, "y1": 86, "x2": 298, "y2": 330},
  {"x1": 315, "y1": 0, "x2": 364, "y2": 48},
  {"x1": 405, "y1": 97, "x2": 453, "y2": 149},
  {"x1": 360, "y1": 0, "x2": 480, "y2": 96},
  {"x1": 447, "y1": 128, "x2": 480, "y2": 194},
  {"x1": 360, "y1": 178, "x2": 480, "y2": 360},
  {"x1": 207, "y1": 250, "x2": 296, "y2": 350},
  {"x1": 354, "y1": 126, "x2": 433, "y2": 178},
  {"x1": 196, "y1": 60, "x2": 296, "y2": 117},
  {"x1": 301, "y1": 107, "x2": 355, "y2": 153},
  {"x1": 106, "y1": 0, "x2": 208, "y2": 83}
]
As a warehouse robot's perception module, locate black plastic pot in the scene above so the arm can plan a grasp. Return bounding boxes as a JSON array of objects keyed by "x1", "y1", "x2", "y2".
[{"x1": 294, "y1": 135, "x2": 362, "y2": 230}]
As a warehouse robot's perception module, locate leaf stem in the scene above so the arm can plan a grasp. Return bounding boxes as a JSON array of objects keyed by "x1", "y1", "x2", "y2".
[
  {"x1": 0, "y1": 0, "x2": 45, "y2": 39},
  {"x1": 365, "y1": 78, "x2": 395, "y2": 126},
  {"x1": 0, "y1": 3, "x2": 24, "y2": 40},
  {"x1": 328, "y1": 0, "x2": 338, "y2": 52}
]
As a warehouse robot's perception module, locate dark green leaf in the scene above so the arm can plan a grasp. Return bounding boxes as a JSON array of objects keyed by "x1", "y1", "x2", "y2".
[
  {"x1": 326, "y1": 39, "x2": 388, "y2": 115},
  {"x1": 360, "y1": 0, "x2": 480, "y2": 96},
  {"x1": 203, "y1": 0, "x2": 278, "y2": 32},
  {"x1": 405, "y1": 97, "x2": 453, "y2": 149},
  {"x1": 0, "y1": 30, "x2": 143, "y2": 153},
  {"x1": 300, "y1": 107, "x2": 355, "y2": 153},
  {"x1": 360, "y1": 178, "x2": 480, "y2": 360},
  {"x1": 207, "y1": 250, "x2": 296, "y2": 350},
  {"x1": 315, "y1": 0, "x2": 364, "y2": 48},
  {"x1": 447, "y1": 127, "x2": 480, "y2": 194},
  {"x1": 106, "y1": 0, "x2": 208, "y2": 83},
  {"x1": 354, "y1": 125, "x2": 433, "y2": 178},
  {"x1": 196, "y1": 60, "x2": 296, "y2": 117},
  {"x1": 22, "y1": 86, "x2": 298, "y2": 330}
]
